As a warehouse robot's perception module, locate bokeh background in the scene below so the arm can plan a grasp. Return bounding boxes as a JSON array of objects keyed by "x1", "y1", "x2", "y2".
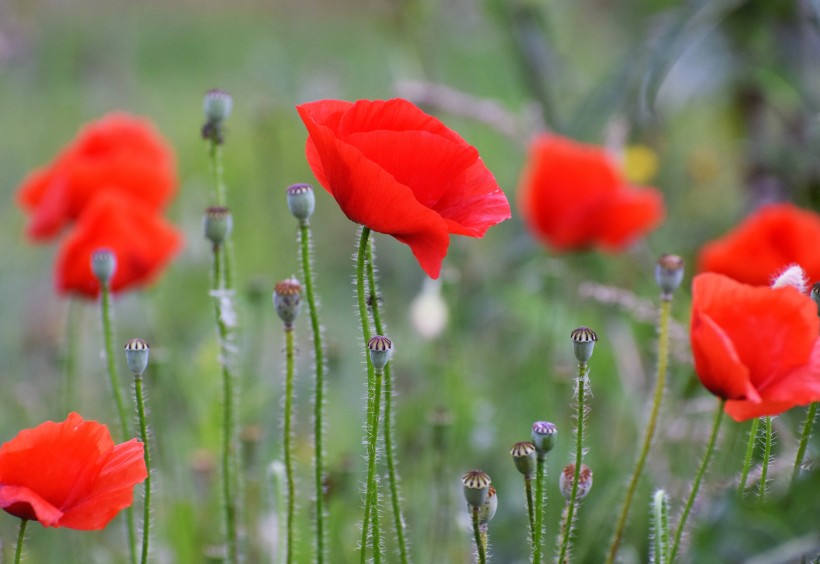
[{"x1": 2, "y1": 0, "x2": 820, "y2": 562}]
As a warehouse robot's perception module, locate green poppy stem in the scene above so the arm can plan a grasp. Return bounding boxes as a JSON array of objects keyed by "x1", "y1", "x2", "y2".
[
  {"x1": 134, "y1": 374, "x2": 152, "y2": 564},
  {"x1": 556, "y1": 361, "x2": 589, "y2": 564},
  {"x1": 607, "y1": 297, "x2": 672, "y2": 564},
  {"x1": 365, "y1": 239, "x2": 409, "y2": 564},
  {"x1": 297, "y1": 220, "x2": 327, "y2": 563},
  {"x1": 668, "y1": 399, "x2": 725, "y2": 562},
  {"x1": 283, "y1": 326, "x2": 296, "y2": 563},
  {"x1": 652, "y1": 490, "x2": 669, "y2": 564},
  {"x1": 792, "y1": 402, "x2": 817, "y2": 484},
  {"x1": 533, "y1": 457, "x2": 546, "y2": 562},
  {"x1": 525, "y1": 476, "x2": 535, "y2": 550},
  {"x1": 357, "y1": 227, "x2": 382, "y2": 563},
  {"x1": 738, "y1": 417, "x2": 760, "y2": 496},
  {"x1": 211, "y1": 243, "x2": 239, "y2": 564},
  {"x1": 472, "y1": 506, "x2": 486, "y2": 564},
  {"x1": 758, "y1": 416, "x2": 773, "y2": 504},
  {"x1": 14, "y1": 519, "x2": 28, "y2": 564},
  {"x1": 99, "y1": 283, "x2": 138, "y2": 564}
]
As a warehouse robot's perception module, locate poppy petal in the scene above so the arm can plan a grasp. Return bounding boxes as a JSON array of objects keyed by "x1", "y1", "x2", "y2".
[
  {"x1": 297, "y1": 98, "x2": 509, "y2": 277},
  {"x1": 691, "y1": 311, "x2": 760, "y2": 402}
]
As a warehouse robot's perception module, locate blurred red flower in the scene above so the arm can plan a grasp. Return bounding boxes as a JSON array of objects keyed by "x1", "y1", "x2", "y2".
[
  {"x1": 697, "y1": 203, "x2": 820, "y2": 286},
  {"x1": 296, "y1": 98, "x2": 511, "y2": 279},
  {"x1": 0, "y1": 412, "x2": 146, "y2": 530},
  {"x1": 17, "y1": 113, "x2": 177, "y2": 241},
  {"x1": 55, "y1": 192, "x2": 183, "y2": 298},
  {"x1": 690, "y1": 273, "x2": 820, "y2": 421},
  {"x1": 518, "y1": 134, "x2": 664, "y2": 252}
]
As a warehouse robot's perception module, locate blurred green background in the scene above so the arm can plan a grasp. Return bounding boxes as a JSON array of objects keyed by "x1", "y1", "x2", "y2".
[{"x1": 1, "y1": 0, "x2": 820, "y2": 562}]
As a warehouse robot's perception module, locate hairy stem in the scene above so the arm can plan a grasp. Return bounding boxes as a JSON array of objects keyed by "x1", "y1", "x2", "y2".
[
  {"x1": 738, "y1": 418, "x2": 760, "y2": 496},
  {"x1": 99, "y1": 283, "x2": 137, "y2": 564},
  {"x1": 758, "y1": 416, "x2": 773, "y2": 504},
  {"x1": 557, "y1": 362, "x2": 588, "y2": 564},
  {"x1": 283, "y1": 327, "x2": 296, "y2": 563},
  {"x1": 357, "y1": 227, "x2": 382, "y2": 563},
  {"x1": 14, "y1": 519, "x2": 28, "y2": 564},
  {"x1": 668, "y1": 399, "x2": 725, "y2": 562},
  {"x1": 533, "y1": 457, "x2": 546, "y2": 563},
  {"x1": 134, "y1": 375, "x2": 152, "y2": 564},
  {"x1": 298, "y1": 220, "x2": 327, "y2": 563},
  {"x1": 211, "y1": 244, "x2": 239, "y2": 564},
  {"x1": 366, "y1": 239, "x2": 409, "y2": 563},
  {"x1": 792, "y1": 402, "x2": 817, "y2": 484},
  {"x1": 472, "y1": 506, "x2": 486, "y2": 564},
  {"x1": 607, "y1": 298, "x2": 672, "y2": 563}
]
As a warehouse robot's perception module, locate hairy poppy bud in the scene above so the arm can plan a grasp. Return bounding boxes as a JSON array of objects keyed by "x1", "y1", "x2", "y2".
[
  {"x1": 286, "y1": 183, "x2": 316, "y2": 223},
  {"x1": 655, "y1": 254, "x2": 685, "y2": 299},
  {"x1": 531, "y1": 421, "x2": 558, "y2": 458},
  {"x1": 124, "y1": 338, "x2": 150, "y2": 376},
  {"x1": 461, "y1": 469, "x2": 491, "y2": 508},
  {"x1": 367, "y1": 335, "x2": 392, "y2": 371},
  {"x1": 204, "y1": 89, "x2": 233, "y2": 123},
  {"x1": 478, "y1": 486, "x2": 497, "y2": 524},
  {"x1": 203, "y1": 207, "x2": 233, "y2": 246},
  {"x1": 559, "y1": 463, "x2": 593, "y2": 501},
  {"x1": 570, "y1": 326, "x2": 597, "y2": 363},
  {"x1": 273, "y1": 278, "x2": 302, "y2": 327},
  {"x1": 510, "y1": 441, "x2": 537, "y2": 478},
  {"x1": 91, "y1": 248, "x2": 117, "y2": 285}
]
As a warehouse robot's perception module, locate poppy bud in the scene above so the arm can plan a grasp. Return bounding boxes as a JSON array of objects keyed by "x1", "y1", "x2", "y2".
[
  {"x1": 570, "y1": 327, "x2": 598, "y2": 363},
  {"x1": 510, "y1": 441, "x2": 537, "y2": 478},
  {"x1": 273, "y1": 278, "x2": 302, "y2": 327},
  {"x1": 559, "y1": 463, "x2": 593, "y2": 501},
  {"x1": 811, "y1": 282, "x2": 820, "y2": 316},
  {"x1": 91, "y1": 248, "x2": 117, "y2": 285},
  {"x1": 478, "y1": 486, "x2": 498, "y2": 524},
  {"x1": 286, "y1": 183, "x2": 316, "y2": 222},
  {"x1": 655, "y1": 254, "x2": 685, "y2": 298},
  {"x1": 124, "y1": 338, "x2": 150, "y2": 376},
  {"x1": 461, "y1": 469, "x2": 491, "y2": 508},
  {"x1": 204, "y1": 89, "x2": 233, "y2": 123},
  {"x1": 203, "y1": 207, "x2": 233, "y2": 246},
  {"x1": 367, "y1": 335, "x2": 392, "y2": 371},
  {"x1": 531, "y1": 421, "x2": 557, "y2": 458}
]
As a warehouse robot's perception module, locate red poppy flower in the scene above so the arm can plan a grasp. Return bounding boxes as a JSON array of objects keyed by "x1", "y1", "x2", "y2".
[
  {"x1": 55, "y1": 191, "x2": 183, "y2": 298},
  {"x1": 697, "y1": 203, "x2": 820, "y2": 286},
  {"x1": 296, "y1": 98, "x2": 511, "y2": 279},
  {"x1": 690, "y1": 273, "x2": 820, "y2": 421},
  {"x1": 518, "y1": 134, "x2": 664, "y2": 252},
  {"x1": 0, "y1": 412, "x2": 147, "y2": 529},
  {"x1": 17, "y1": 113, "x2": 177, "y2": 241}
]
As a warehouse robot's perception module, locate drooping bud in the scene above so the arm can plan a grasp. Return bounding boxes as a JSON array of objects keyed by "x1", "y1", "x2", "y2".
[
  {"x1": 655, "y1": 254, "x2": 685, "y2": 299},
  {"x1": 570, "y1": 326, "x2": 598, "y2": 364},
  {"x1": 478, "y1": 486, "x2": 498, "y2": 525},
  {"x1": 91, "y1": 248, "x2": 117, "y2": 286},
  {"x1": 771, "y1": 264, "x2": 808, "y2": 294},
  {"x1": 531, "y1": 421, "x2": 558, "y2": 458},
  {"x1": 811, "y1": 282, "x2": 820, "y2": 316},
  {"x1": 367, "y1": 335, "x2": 392, "y2": 371},
  {"x1": 124, "y1": 338, "x2": 150, "y2": 376},
  {"x1": 273, "y1": 278, "x2": 302, "y2": 327},
  {"x1": 462, "y1": 469, "x2": 491, "y2": 508},
  {"x1": 203, "y1": 207, "x2": 233, "y2": 247},
  {"x1": 559, "y1": 463, "x2": 593, "y2": 501},
  {"x1": 510, "y1": 441, "x2": 537, "y2": 478},
  {"x1": 204, "y1": 89, "x2": 233, "y2": 123},
  {"x1": 286, "y1": 183, "x2": 316, "y2": 223}
]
